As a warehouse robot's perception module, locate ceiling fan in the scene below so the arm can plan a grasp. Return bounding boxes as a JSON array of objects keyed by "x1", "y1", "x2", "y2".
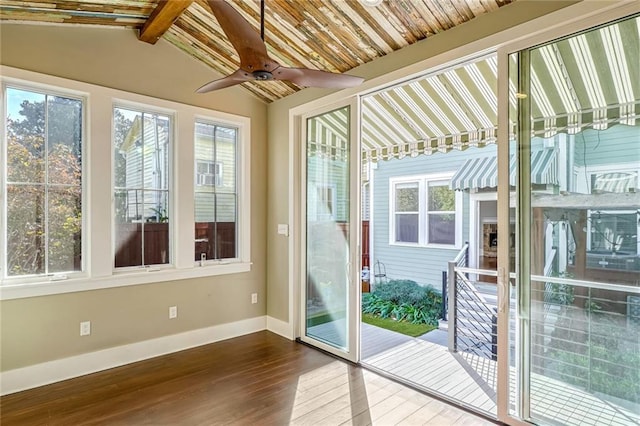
[{"x1": 197, "y1": 0, "x2": 365, "y2": 93}]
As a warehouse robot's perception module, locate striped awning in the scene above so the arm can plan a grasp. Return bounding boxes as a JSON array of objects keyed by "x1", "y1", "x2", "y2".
[
  {"x1": 450, "y1": 149, "x2": 558, "y2": 190},
  {"x1": 593, "y1": 172, "x2": 638, "y2": 193},
  {"x1": 359, "y1": 16, "x2": 640, "y2": 163}
]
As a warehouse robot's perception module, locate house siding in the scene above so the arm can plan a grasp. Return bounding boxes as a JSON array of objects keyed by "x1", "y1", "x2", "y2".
[
  {"x1": 372, "y1": 145, "x2": 498, "y2": 287},
  {"x1": 121, "y1": 115, "x2": 170, "y2": 221},
  {"x1": 194, "y1": 134, "x2": 237, "y2": 223},
  {"x1": 574, "y1": 125, "x2": 640, "y2": 167},
  {"x1": 371, "y1": 124, "x2": 639, "y2": 288}
]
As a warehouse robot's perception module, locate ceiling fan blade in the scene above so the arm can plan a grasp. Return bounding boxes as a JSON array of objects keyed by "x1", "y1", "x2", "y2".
[
  {"x1": 273, "y1": 67, "x2": 364, "y2": 89},
  {"x1": 206, "y1": 0, "x2": 274, "y2": 71},
  {"x1": 196, "y1": 69, "x2": 252, "y2": 93}
]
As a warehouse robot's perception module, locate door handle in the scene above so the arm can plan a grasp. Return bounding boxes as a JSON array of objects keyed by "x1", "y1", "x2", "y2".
[{"x1": 497, "y1": 266, "x2": 508, "y2": 313}]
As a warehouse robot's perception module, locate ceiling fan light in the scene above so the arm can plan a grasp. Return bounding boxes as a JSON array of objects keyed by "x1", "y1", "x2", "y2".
[{"x1": 360, "y1": 0, "x2": 383, "y2": 7}]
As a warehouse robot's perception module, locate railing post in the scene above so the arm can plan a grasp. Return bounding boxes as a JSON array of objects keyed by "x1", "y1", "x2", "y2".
[
  {"x1": 442, "y1": 271, "x2": 448, "y2": 321},
  {"x1": 448, "y1": 260, "x2": 457, "y2": 352},
  {"x1": 464, "y1": 241, "x2": 469, "y2": 267},
  {"x1": 464, "y1": 241, "x2": 469, "y2": 279}
]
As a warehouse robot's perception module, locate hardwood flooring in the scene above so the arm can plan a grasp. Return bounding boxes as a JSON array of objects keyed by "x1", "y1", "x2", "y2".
[{"x1": 0, "y1": 331, "x2": 497, "y2": 425}]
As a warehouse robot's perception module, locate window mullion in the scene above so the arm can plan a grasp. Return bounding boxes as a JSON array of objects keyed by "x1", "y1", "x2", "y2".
[
  {"x1": 213, "y1": 125, "x2": 218, "y2": 259},
  {"x1": 140, "y1": 113, "x2": 146, "y2": 267},
  {"x1": 43, "y1": 95, "x2": 50, "y2": 275},
  {"x1": 421, "y1": 179, "x2": 428, "y2": 246}
]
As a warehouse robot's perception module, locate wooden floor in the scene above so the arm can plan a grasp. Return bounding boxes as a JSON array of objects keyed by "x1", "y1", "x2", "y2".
[{"x1": 0, "y1": 331, "x2": 497, "y2": 426}]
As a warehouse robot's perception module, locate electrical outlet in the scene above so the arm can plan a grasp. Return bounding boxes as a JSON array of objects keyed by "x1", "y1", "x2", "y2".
[
  {"x1": 251, "y1": 293, "x2": 258, "y2": 304},
  {"x1": 80, "y1": 321, "x2": 91, "y2": 336},
  {"x1": 169, "y1": 306, "x2": 178, "y2": 319}
]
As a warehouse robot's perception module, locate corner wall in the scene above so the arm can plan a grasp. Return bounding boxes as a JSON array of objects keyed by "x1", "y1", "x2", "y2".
[{"x1": 0, "y1": 24, "x2": 268, "y2": 377}]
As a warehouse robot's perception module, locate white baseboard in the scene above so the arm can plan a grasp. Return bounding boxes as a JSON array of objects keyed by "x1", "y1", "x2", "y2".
[
  {"x1": 266, "y1": 316, "x2": 293, "y2": 340},
  {"x1": 0, "y1": 315, "x2": 267, "y2": 396}
]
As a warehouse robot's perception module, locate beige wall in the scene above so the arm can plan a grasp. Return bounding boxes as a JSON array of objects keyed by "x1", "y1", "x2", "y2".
[
  {"x1": 0, "y1": 24, "x2": 267, "y2": 370},
  {"x1": 266, "y1": 0, "x2": 581, "y2": 322}
]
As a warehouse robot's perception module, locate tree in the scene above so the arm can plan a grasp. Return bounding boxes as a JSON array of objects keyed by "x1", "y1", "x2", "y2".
[{"x1": 5, "y1": 94, "x2": 82, "y2": 276}]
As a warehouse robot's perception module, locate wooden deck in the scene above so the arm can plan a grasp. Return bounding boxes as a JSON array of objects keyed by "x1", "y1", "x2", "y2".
[
  {"x1": 361, "y1": 323, "x2": 498, "y2": 416},
  {"x1": 360, "y1": 323, "x2": 640, "y2": 426}
]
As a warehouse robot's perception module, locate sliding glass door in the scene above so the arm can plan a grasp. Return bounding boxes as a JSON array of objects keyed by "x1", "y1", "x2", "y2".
[
  {"x1": 500, "y1": 11, "x2": 640, "y2": 425},
  {"x1": 300, "y1": 102, "x2": 359, "y2": 361}
]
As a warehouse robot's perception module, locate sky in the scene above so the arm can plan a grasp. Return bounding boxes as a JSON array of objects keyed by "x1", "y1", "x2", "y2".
[{"x1": 5, "y1": 87, "x2": 45, "y2": 120}]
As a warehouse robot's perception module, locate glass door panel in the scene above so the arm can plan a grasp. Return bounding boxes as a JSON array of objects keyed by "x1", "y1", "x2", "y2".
[
  {"x1": 510, "y1": 14, "x2": 640, "y2": 425},
  {"x1": 302, "y1": 105, "x2": 357, "y2": 359}
]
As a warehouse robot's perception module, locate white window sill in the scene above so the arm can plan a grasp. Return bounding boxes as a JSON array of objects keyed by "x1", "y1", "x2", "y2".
[
  {"x1": 0, "y1": 261, "x2": 252, "y2": 300},
  {"x1": 390, "y1": 242, "x2": 459, "y2": 250}
]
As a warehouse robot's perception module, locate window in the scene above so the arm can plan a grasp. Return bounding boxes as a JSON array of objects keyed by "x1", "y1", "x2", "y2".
[
  {"x1": 427, "y1": 180, "x2": 456, "y2": 245},
  {"x1": 394, "y1": 182, "x2": 419, "y2": 243},
  {"x1": 113, "y1": 107, "x2": 171, "y2": 268},
  {"x1": 196, "y1": 161, "x2": 222, "y2": 186},
  {"x1": 1, "y1": 71, "x2": 251, "y2": 297},
  {"x1": 390, "y1": 174, "x2": 461, "y2": 247},
  {"x1": 591, "y1": 171, "x2": 638, "y2": 194},
  {"x1": 194, "y1": 121, "x2": 238, "y2": 261},
  {"x1": 3, "y1": 86, "x2": 83, "y2": 278},
  {"x1": 315, "y1": 184, "x2": 336, "y2": 220},
  {"x1": 588, "y1": 210, "x2": 639, "y2": 255}
]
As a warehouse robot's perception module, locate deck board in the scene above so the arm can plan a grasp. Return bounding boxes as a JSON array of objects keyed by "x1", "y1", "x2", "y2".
[{"x1": 361, "y1": 322, "x2": 640, "y2": 425}]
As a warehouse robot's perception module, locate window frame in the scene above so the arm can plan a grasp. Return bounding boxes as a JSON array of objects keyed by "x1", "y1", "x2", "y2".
[
  {"x1": 0, "y1": 69, "x2": 251, "y2": 300},
  {"x1": 586, "y1": 209, "x2": 640, "y2": 255},
  {"x1": 389, "y1": 172, "x2": 462, "y2": 249},
  {"x1": 574, "y1": 162, "x2": 640, "y2": 194},
  {"x1": 194, "y1": 119, "x2": 240, "y2": 263},
  {"x1": 1, "y1": 81, "x2": 87, "y2": 283},
  {"x1": 112, "y1": 103, "x2": 174, "y2": 271}
]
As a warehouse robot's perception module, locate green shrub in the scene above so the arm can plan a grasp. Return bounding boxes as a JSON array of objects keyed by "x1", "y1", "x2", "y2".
[
  {"x1": 374, "y1": 279, "x2": 429, "y2": 305},
  {"x1": 363, "y1": 280, "x2": 442, "y2": 327}
]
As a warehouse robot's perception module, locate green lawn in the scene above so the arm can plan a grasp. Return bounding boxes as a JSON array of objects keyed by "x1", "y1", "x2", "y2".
[{"x1": 362, "y1": 313, "x2": 437, "y2": 337}]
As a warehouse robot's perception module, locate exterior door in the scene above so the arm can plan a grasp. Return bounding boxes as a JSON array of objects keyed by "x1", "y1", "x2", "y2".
[
  {"x1": 497, "y1": 6, "x2": 640, "y2": 425},
  {"x1": 299, "y1": 101, "x2": 360, "y2": 362}
]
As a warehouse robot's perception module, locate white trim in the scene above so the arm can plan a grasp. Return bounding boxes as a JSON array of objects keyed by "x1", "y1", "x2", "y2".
[
  {"x1": 297, "y1": 101, "x2": 359, "y2": 363},
  {"x1": 388, "y1": 172, "x2": 460, "y2": 248},
  {"x1": 288, "y1": 110, "x2": 300, "y2": 340},
  {"x1": 496, "y1": 5, "x2": 640, "y2": 424},
  {"x1": 266, "y1": 316, "x2": 293, "y2": 340},
  {"x1": 2, "y1": 83, "x2": 88, "y2": 280},
  {"x1": 0, "y1": 66, "x2": 252, "y2": 299},
  {"x1": 0, "y1": 261, "x2": 251, "y2": 300},
  {"x1": 0, "y1": 315, "x2": 267, "y2": 396}
]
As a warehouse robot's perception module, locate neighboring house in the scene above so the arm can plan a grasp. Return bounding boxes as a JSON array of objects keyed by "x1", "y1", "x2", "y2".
[
  {"x1": 370, "y1": 123, "x2": 639, "y2": 288},
  {"x1": 118, "y1": 112, "x2": 171, "y2": 223},
  {"x1": 193, "y1": 122, "x2": 238, "y2": 225}
]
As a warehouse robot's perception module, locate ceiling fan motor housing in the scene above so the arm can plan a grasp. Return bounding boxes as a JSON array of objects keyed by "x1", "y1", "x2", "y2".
[{"x1": 252, "y1": 70, "x2": 273, "y2": 80}]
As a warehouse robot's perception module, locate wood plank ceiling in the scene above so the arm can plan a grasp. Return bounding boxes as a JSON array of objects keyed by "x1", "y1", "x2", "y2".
[{"x1": 0, "y1": 0, "x2": 517, "y2": 103}]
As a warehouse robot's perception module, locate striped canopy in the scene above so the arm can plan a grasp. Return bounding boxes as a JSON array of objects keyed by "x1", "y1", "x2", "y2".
[
  {"x1": 593, "y1": 172, "x2": 638, "y2": 194},
  {"x1": 360, "y1": 16, "x2": 640, "y2": 163},
  {"x1": 450, "y1": 149, "x2": 558, "y2": 190}
]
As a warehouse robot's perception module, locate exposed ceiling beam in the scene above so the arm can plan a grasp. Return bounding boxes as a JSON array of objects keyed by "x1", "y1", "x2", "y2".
[{"x1": 139, "y1": 0, "x2": 194, "y2": 45}]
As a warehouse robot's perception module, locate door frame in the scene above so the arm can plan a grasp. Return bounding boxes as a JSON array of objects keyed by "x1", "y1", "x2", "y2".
[
  {"x1": 495, "y1": 2, "x2": 640, "y2": 424},
  {"x1": 295, "y1": 98, "x2": 361, "y2": 362}
]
